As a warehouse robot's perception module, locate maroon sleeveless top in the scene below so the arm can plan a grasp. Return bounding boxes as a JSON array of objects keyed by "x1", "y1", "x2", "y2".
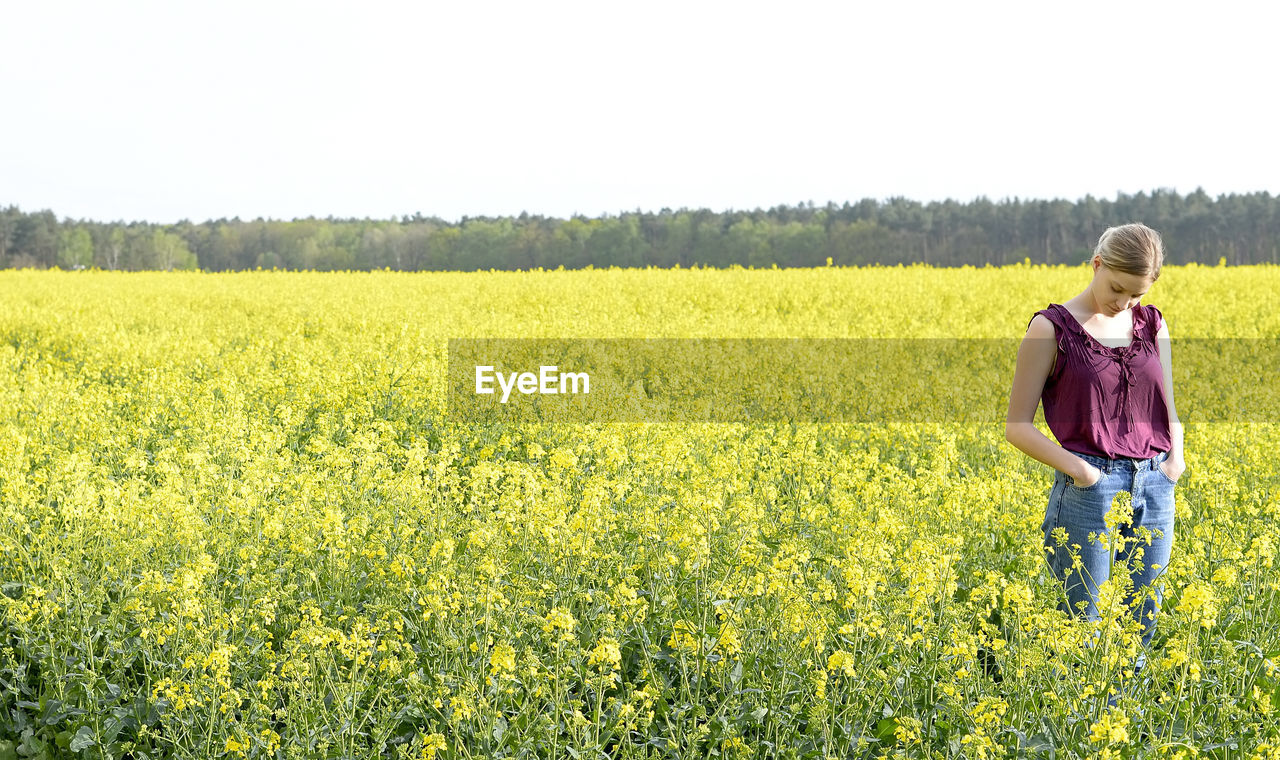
[{"x1": 1029, "y1": 303, "x2": 1172, "y2": 459}]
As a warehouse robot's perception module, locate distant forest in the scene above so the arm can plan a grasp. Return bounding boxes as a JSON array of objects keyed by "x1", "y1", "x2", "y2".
[{"x1": 2, "y1": 188, "x2": 1276, "y2": 271}]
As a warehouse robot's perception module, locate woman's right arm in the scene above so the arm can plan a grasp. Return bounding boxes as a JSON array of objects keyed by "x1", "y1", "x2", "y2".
[{"x1": 1005, "y1": 315, "x2": 1100, "y2": 485}]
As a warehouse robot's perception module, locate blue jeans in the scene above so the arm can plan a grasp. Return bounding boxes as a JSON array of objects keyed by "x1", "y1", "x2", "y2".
[{"x1": 1041, "y1": 449, "x2": 1178, "y2": 649}]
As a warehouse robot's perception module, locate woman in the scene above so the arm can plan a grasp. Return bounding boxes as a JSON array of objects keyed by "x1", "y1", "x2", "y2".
[{"x1": 1005, "y1": 222, "x2": 1185, "y2": 654}]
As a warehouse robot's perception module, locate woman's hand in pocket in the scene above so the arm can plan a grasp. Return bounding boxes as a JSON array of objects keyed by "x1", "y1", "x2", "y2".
[
  {"x1": 1070, "y1": 461, "x2": 1102, "y2": 488},
  {"x1": 1160, "y1": 457, "x2": 1186, "y2": 484}
]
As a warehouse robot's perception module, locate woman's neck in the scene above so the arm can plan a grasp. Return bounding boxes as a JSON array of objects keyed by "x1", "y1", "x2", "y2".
[{"x1": 1069, "y1": 293, "x2": 1125, "y2": 321}]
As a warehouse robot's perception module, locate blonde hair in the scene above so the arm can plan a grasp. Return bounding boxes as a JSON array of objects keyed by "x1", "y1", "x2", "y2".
[{"x1": 1093, "y1": 223, "x2": 1163, "y2": 280}]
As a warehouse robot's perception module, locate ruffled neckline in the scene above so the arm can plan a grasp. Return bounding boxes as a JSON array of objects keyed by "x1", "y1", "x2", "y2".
[
  {"x1": 1050, "y1": 303, "x2": 1145, "y2": 360},
  {"x1": 1048, "y1": 303, "x2": 1153, "y2": 417}
]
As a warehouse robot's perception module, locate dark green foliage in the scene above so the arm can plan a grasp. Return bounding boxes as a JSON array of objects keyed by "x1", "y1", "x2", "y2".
[{"x1": 1, "y1": 188, "x2": 1277, "y2": 271}]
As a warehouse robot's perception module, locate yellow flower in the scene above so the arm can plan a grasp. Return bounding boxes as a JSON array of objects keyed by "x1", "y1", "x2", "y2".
[
  {"x1": 720, "y1": 736, "x2": 749, "y2": 759},
  {"x1": 259, "y1": 729, "x2": 281, "y2": 755},
  {"x1": 543, "y1": 607, "x2": 578, "y2": 642},
  {"x1": 1089, "y1": 709, "x2": 1129, "y2": 745},
  {"x1": 826, "y1": 649, "x2": 856, "y2": 677},
  {"x1": 716, "y1": 620, "x2": 743, "y2": 658},
  {"x1": 668, "y1": 620, "x2": 699, "y2": 654},
  {"x1": 418, "y1": 733, "x2": 447, "y2": 760},
  {"x1": 894, "y1": 716, "x2": 923, "y2": 745},
  {"x1": 1104, "y1": 491, "x2": 1134, "y2": 533},
  {"x1": 490, "y1": 641, "x2": 517, "y2": 677},
  {"x1": 449, "y1": 696, "x2": 473, "y2": 722},
  {"x1": 1177, "y1": 581, "x2": 1218, "y2": 628},
  {"x1": 969, "y1": 697, "x2": 1007, "y2": 731},
  {"x1": 588, "y1": 637, "x2": 622, "y2": 672}
]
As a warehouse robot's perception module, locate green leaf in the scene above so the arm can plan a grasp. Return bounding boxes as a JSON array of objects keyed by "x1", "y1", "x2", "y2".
[
  {"x1": 69, "y1": 727, "x2": 96, "y2": 753},
  {"x1": 875, "y1": 718, "x2": 897, "y2": 743},
  {"x1": 16, "y1": 728, "x2": 45, "y2": 757}
]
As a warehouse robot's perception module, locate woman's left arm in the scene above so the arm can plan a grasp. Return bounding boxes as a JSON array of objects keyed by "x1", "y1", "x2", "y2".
[{"x1": 1156, "y1": 315, "x2": 1186, "y2": 480}]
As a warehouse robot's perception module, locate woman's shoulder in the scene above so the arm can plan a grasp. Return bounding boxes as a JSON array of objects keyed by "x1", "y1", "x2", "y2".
[
  {"x1": 1026, "y1": 312, "x2": 1056, "y2": 337},
  {"x1": 1030, "y1": 302, "x2": 1065, "y2": 319},
  {"x1": 1026, "y1": 303, "x2": 1061, "y2": 333},
  {"x1": 1029, "y1": 302, "x2": 1082, "y2": 332},
  {"x1": 1139, "y1": 303, "x2": 1165, "y2": 335}
]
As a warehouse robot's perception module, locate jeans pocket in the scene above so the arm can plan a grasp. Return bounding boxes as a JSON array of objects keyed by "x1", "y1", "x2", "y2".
[
  {"x1": 1042, "y1": 477, "x2": 1065, "y2": 535},
  {"x1": 1066, "y1": 468, "x2": 1106, "y2": 491},
  {"x1": 1155, "y1": 459, "x2": 1179, "y2": 486}
]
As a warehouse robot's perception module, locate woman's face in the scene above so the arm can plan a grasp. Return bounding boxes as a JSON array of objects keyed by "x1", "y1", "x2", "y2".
[{"x1": 1091, "y1": 256, "x2": 1153, "y2": 316}]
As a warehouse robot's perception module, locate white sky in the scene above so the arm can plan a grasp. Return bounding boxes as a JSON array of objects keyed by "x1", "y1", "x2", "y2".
[{"x1": 2, "y1": 0, "x2": 1276, "y2": 224}]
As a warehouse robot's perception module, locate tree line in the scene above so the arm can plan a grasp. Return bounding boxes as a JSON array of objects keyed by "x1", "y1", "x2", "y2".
[{"x1": 1, "y1": 188, "x2": 1276, "y2": 272}]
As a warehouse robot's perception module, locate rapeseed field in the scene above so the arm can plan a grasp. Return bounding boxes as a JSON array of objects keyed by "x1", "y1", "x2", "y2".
[{"x1": 2, "y1": 264, "x2": 1279, "y2": 759}]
